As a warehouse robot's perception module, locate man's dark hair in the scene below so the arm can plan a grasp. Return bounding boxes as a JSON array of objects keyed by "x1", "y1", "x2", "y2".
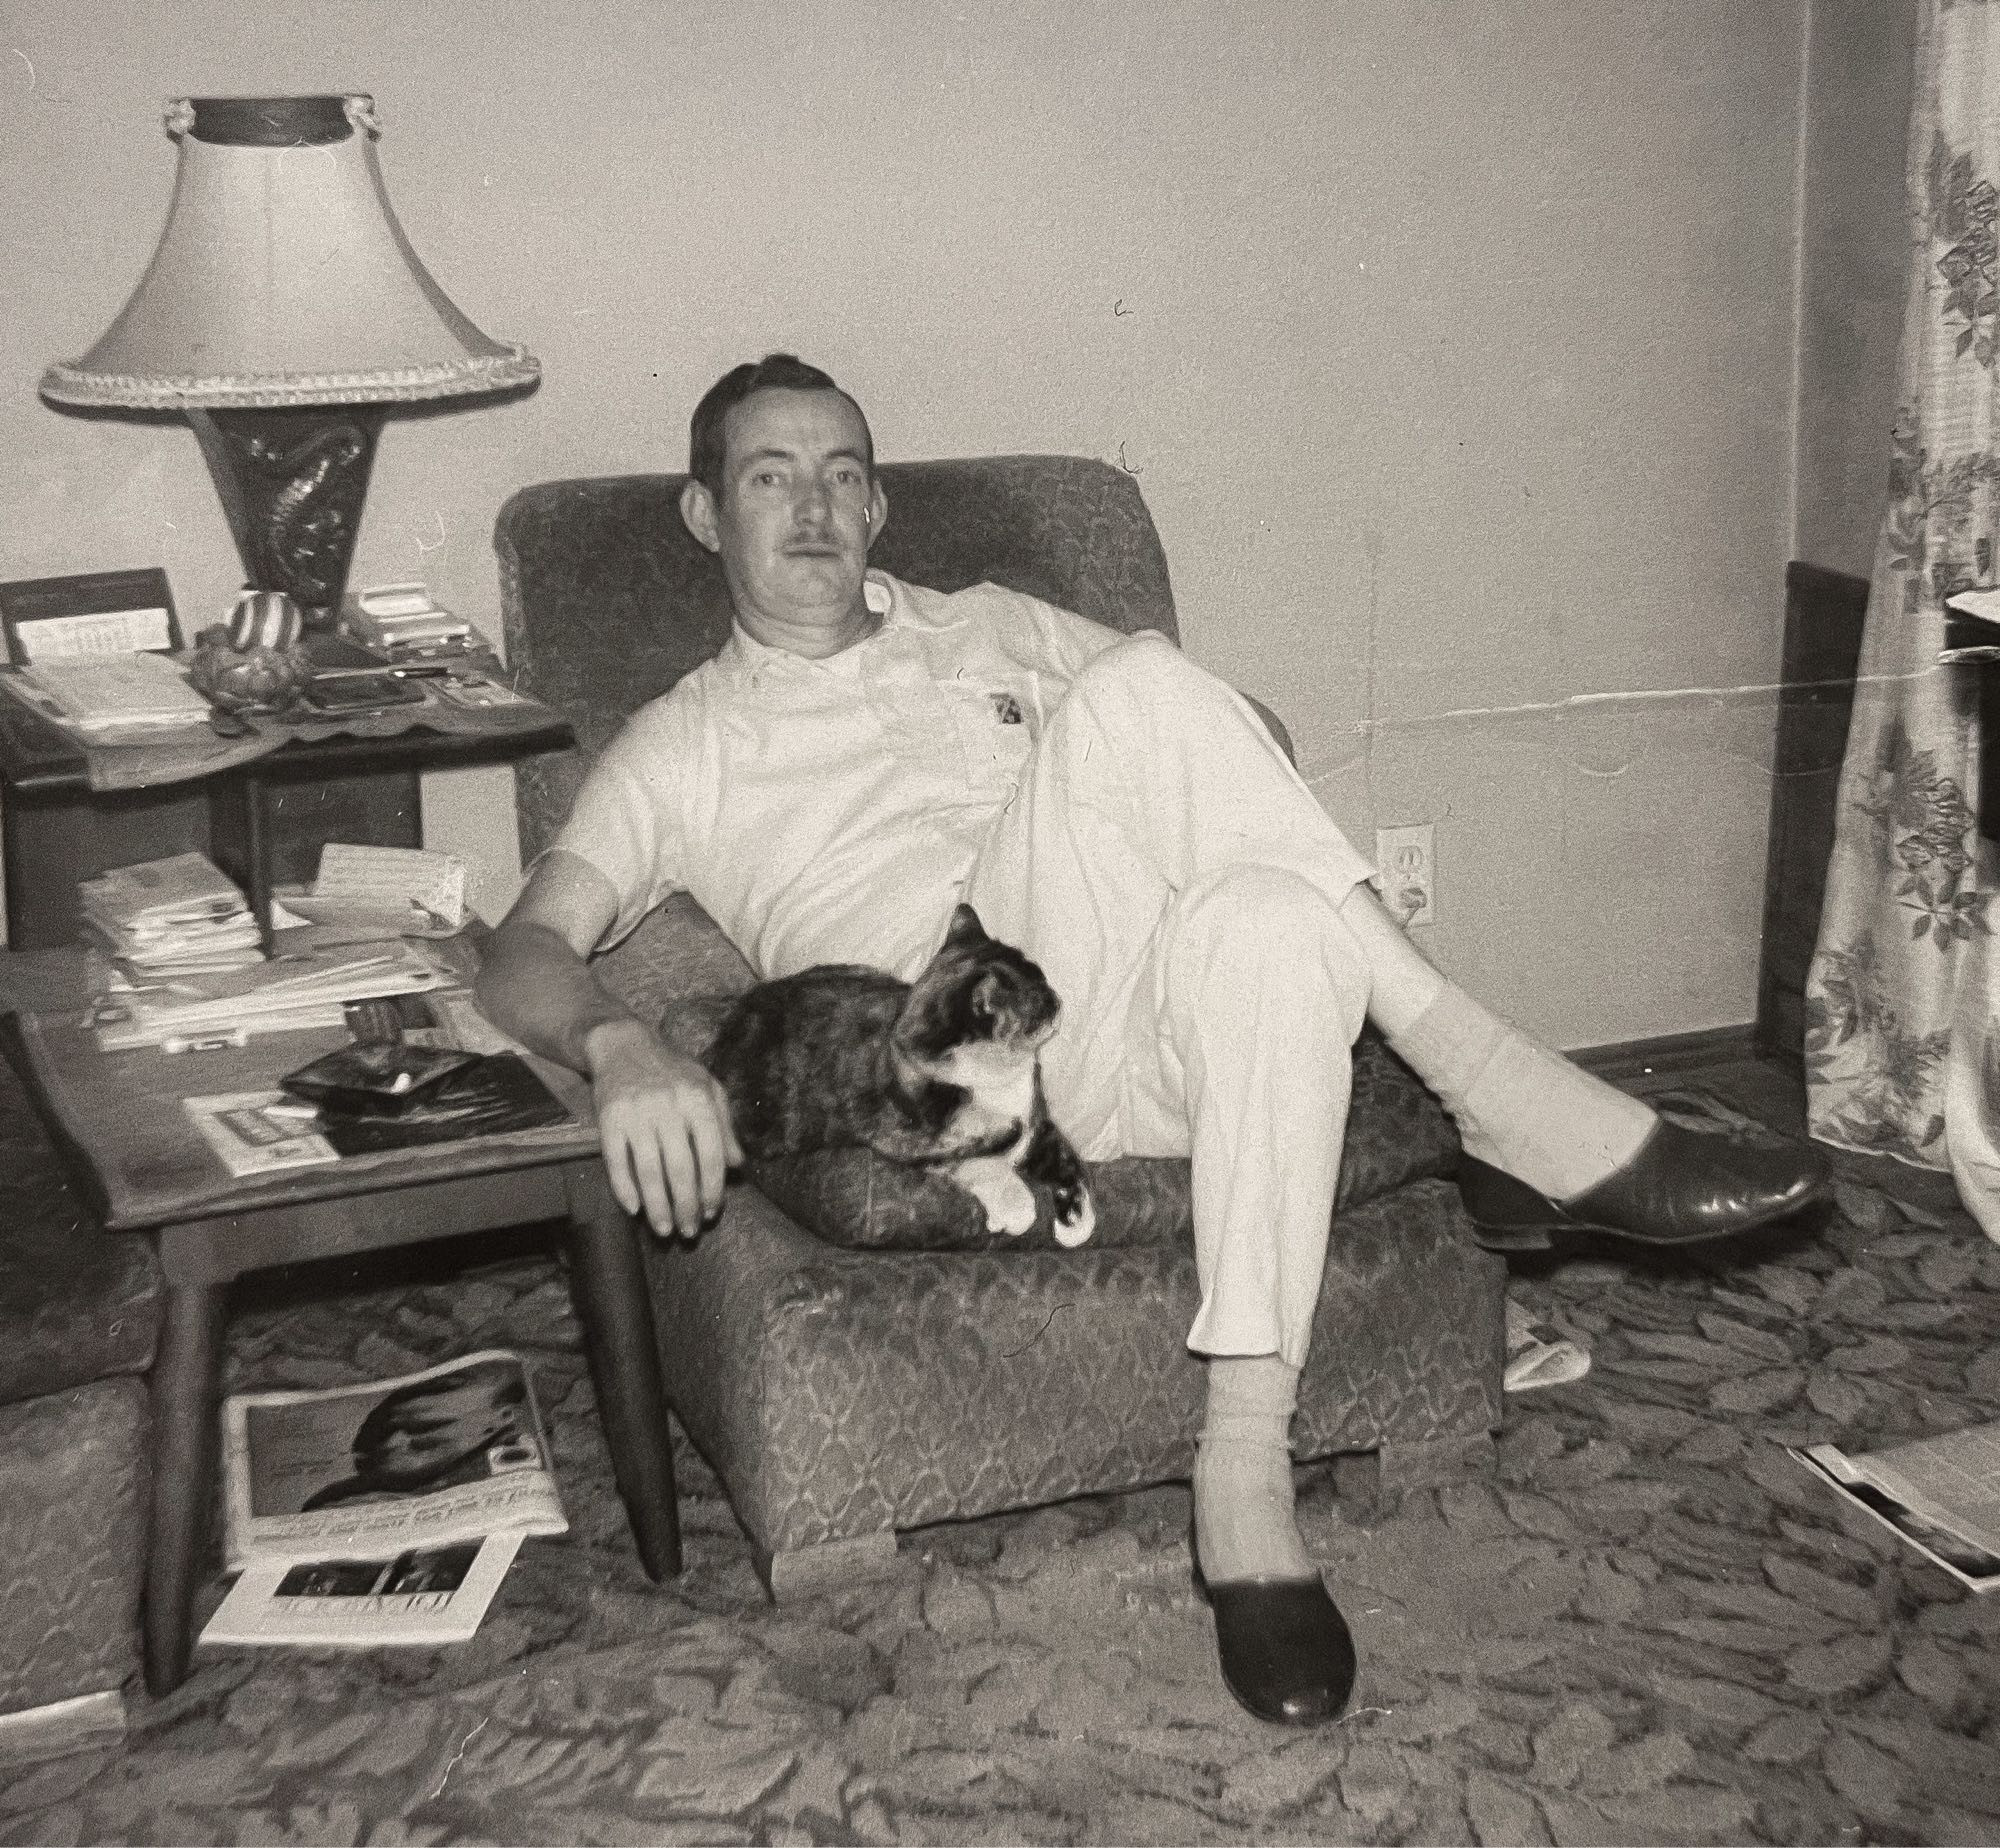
[
  {"x1": 351, "y1": 1364, "x2": 526, "y2": 1462},
  {"x1": 687, "y1": 353, "x2": 874, "y2": 498}
]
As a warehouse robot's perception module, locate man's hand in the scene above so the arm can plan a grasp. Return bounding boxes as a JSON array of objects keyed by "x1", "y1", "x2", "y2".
[
  {"x1": 474, "y1": 850, "x2": 746, "y2": 1238},
  {"x1": 584, "y1": 1017, "x2": 744, "y2": 1236}
]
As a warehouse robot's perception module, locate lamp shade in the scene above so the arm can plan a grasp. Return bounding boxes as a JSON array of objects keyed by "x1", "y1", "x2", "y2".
[{"x1": 40, "y1": 94, "x2": 538, "y2": 410}]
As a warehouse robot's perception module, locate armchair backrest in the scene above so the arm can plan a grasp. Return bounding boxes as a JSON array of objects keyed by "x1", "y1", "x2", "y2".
[{"x1": 496, "y1": 455, "x2": 1179, "y2": 861}]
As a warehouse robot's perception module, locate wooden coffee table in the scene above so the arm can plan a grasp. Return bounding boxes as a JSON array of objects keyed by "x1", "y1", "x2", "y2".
[{"x1": 0, "y1": 942, "x2": 679, "y2": 1696}]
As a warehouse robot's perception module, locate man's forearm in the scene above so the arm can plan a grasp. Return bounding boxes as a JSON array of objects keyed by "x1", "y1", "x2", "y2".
[{"x1": 475, "y1": 920, "x2": 646, "y2": 1075}]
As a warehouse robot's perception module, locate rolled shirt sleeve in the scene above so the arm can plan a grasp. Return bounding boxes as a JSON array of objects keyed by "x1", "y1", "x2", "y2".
[{"x1": 543, "y1": 696, "x2": 694, "y2": 952}]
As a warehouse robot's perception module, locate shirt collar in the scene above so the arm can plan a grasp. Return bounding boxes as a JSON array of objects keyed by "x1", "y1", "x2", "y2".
[{"x1": 716, "y1": 571, "x2": 900, "y2": 681}]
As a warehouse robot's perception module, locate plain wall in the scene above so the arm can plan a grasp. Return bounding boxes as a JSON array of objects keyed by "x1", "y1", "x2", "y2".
[{"x1": 4, "y1": 0, "x2": 1812, "y2": 1048}]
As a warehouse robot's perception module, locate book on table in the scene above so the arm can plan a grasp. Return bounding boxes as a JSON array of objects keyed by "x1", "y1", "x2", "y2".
[{"x1": 9, "y1": 649, "x2": 213, "y2": 733}]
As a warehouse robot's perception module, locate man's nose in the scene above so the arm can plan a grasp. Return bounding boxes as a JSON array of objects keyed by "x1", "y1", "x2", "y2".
[{"x1": 792, "y1": 477, "x2": 837, "y2": 532}]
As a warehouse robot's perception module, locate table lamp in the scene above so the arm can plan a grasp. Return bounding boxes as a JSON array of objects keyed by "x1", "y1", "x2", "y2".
[{"x1": 40, "y1": 93, "x2": 539, "y2": 632}]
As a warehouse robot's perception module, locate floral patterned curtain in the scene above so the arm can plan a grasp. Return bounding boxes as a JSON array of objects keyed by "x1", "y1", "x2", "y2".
[{"x1": 1806, "y1": 0, "x2": 1999, "y2": 1168}]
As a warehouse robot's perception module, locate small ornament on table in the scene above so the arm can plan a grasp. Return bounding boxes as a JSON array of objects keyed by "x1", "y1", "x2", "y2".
[{"x1": 187, "y1": 588, "x2": 313, "y2": 713}]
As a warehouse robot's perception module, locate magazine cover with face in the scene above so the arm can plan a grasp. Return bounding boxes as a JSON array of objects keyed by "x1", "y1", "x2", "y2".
[{"x1": 221, "y1": 1348, "x2": 568, "y2": 1570}]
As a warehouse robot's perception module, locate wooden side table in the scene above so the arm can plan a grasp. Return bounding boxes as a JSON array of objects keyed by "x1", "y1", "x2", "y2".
[
  {"x1": 0, "y1": 944, "x2": 677, "y2": 1696},
  {"x1": 0, "y1": 670, "x2": 573, "y2": 949}
]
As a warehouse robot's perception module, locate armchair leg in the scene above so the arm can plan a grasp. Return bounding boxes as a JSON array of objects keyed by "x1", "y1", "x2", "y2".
[
  {"x1": 1373, "y1": 1430, "x2": 1496, "y2": 1509},
  {"x1": 756, "y1": 1529, "x2": 901, "y2": 1603}
]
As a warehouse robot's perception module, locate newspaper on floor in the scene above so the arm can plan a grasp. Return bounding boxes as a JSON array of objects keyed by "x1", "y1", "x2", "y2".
[
  {"x1": 1504, "y1": 1297, "x2": 1592, "y2": 1393},
  {"x1": 219, "y1": 1349, "x2": 567, "y2": 1573},
  {"x1": 1791, "y1": 1420, "x2": 2000, "y2": 1593},
  {"x1": 200, "y1": 1532, "x2": 524, "y2": 1649}
]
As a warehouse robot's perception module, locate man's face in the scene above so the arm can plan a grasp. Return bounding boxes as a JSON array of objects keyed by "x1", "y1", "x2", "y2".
[
  {"x1": 683, "y1": 387, "x2": 887, "y2": 654},
  {"x1": 362, "y1": 1382, "x2": 516, "y2": 1485}
]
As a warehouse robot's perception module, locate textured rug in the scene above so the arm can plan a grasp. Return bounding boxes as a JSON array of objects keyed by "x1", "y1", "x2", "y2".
[{"x1": 4, "y1": 1084, "x2": 2000, "y2": 1846}]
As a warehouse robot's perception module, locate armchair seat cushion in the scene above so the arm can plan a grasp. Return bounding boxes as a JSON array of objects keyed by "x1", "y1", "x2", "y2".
[{"x1": 661, "y1": 995, "x2": 1457, "y2": 1253}]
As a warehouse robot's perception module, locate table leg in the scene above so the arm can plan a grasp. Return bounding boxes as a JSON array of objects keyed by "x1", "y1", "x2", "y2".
[
  {"x1": 562, "y1": 1159, "x2": 682, "y2": 1580},
  {"x1": 145, "y1": 1277, "x2": 226, "y2": 1696}
]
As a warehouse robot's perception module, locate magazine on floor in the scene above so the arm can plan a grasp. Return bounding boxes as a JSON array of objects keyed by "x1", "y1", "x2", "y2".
[
  {"x1": 200, "y1": 1531, "x2": 524, "y2": 1649},
  {"x1": 219, "y1": 1349, "x2": 568, "y2": 1574},
  {"x1": 1791, "y1": 1419, "x2": 2000, "y2": 1592}
]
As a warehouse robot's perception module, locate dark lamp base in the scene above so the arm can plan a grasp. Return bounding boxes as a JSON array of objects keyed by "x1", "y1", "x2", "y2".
[{"x1": 187, "y1": 405, "x2": 385, "y2": 630}]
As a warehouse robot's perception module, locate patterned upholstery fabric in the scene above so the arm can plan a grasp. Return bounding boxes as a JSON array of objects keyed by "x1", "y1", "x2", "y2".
[
  {"x1": 0, "y1": 1045, "x2": 157, "y2": 1713},
  {"x1": 0, "y1": 1080, "x2": 159, "y2": 1407},
  {"x1": 0, "y1": 1381, "x2": 147, "y2": 1716},
  {"x1": 650, "y1": 1177, "x2": 1503, "y2": 1562},
  {"x1": 495, "y1": 453, "x2": 1507, "y2": 1579}
]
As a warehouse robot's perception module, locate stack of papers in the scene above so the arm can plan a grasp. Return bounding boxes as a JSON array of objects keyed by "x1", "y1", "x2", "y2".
[
  {"x1": 1793, "y1": 1419, "x2": 2000, "y2": 1593},
  {"x1": 79, "y1": 852, "x2": 263, "y2": 976},
  {"x1": 272, "y1": 843, "x2": 469, "y2": 939},
  {"x1": 92, "y1": 941, "x2": 452, "y2": 1051},
  {"x1": 338, "y1": 583, "x2": 471, "y2": 659},
  {"x1": 13, "y1": 651, "x2": 214, "y2": 734}
]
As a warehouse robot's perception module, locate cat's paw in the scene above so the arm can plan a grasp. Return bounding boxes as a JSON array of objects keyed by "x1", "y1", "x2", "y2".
[
  {"x1": 955, "y1": 1156, "x2": 1038, "y2": 1236},
  {"x1": 983, "y1": 1177, "x2": 1038, "y2": 1237},
  {"x1": 1052, "y1": 1186, "x2": 1096, "y2": 1248}
]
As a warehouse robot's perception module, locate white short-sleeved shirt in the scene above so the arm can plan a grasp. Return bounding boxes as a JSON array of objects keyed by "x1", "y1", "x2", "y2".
[{"x1": 549, "y1": 569, "x2": 1123, "y2": 980}]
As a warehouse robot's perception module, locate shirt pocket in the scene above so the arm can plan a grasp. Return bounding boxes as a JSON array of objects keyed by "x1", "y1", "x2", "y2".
[{"x1": 941, "y1": 675, "x2": 1035, "y2": 791}]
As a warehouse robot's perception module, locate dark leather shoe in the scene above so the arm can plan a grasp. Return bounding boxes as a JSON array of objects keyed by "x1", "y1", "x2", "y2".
[
  {"x1": 1458, "y1": 1118, "x2": 1829, "y2": 1252},
  {"x1": 1191, "y1": 1530, "x2": 1357, "y2": 1726}
]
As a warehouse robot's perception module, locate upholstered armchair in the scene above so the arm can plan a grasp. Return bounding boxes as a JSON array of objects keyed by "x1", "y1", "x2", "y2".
[{"x1": 497, "y1": 456, "x2": 1506, "y2": 1596}]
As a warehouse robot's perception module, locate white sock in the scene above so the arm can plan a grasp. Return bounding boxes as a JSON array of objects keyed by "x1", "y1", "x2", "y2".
[
  {"x1": 1385, "y1": 984, "x2": 1655, "y2": 1202},
  {"x1": 1193, "y1": 1355, "x2": 1314, "y2": 1582}
]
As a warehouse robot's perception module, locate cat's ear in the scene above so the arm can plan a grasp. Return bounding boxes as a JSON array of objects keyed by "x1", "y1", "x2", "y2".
[{"x1": 945, "y1": 903, "x2": 988, "y2": 947}]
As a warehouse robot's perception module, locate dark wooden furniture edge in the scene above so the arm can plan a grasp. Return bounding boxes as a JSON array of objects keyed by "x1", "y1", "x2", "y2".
[
  {"x1": 0, "y1": 1007, "x2": 115, "y2": 1226},
  {"x1": 1754, "y1": 561, "x2": 1868, "y2": 1069},
  {"x1": 1570, "y1": 1021, "x2": 1760, "y2": 1084},
  {"x1": 0, "y1": 681, "x2": 573, "y2": 797}
]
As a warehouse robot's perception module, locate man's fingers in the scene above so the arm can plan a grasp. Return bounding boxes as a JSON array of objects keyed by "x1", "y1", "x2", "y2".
[
  {"x1": 625, "y1": 1128, "x2": 675, "y2": 1236},
  {"x1": 658, "y1": 1127, "x2": 703, "y2": 1237},
  {"x1": 690, "y1": 1110, "x2": 731, "y2": 1220},
  {"x1": 716, "y1": 1085, "x2": 746, "y2": 1167},
  {"x1": 595, "y1": 1071, "x2": 740, "y2": 1237},
  {"x1": 603, "y1": 1131, "x2": 643, "y2": 1219}
]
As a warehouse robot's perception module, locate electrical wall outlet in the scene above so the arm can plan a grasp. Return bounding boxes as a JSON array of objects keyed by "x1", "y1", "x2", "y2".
[{"x1": 1375, "y1": 822, "x2": 1437, "y2": 928}]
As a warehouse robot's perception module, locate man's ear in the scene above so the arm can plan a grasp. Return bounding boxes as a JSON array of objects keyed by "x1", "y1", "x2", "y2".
[
  {"x1": 679, "y1": 478, "x2": 722, "y2": 554},
  {"x1": 865, "y1": 480, "x2": 889, "y2": 550}
]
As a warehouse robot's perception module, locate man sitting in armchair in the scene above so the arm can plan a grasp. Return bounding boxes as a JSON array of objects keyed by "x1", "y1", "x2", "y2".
[{"x1": 477, "y1": 353, "x2": 1827, "y2": 1727}]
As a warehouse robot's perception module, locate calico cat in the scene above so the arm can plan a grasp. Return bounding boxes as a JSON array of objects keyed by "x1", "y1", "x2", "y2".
[{"x1": 704, "y1": 904, "x2": 1095, "y2": 1246}]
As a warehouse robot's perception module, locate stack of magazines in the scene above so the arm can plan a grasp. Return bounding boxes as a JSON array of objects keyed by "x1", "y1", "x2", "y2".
[
  {"x1": 79, "y1": 852, "x2": 263, "y2": 976},
  {"x1": 91, "y1": 940, "x2": 453, "y2": 1052},
  {"x1": 202, "y1": 1351, "x2": 568, "y2": 1649}
]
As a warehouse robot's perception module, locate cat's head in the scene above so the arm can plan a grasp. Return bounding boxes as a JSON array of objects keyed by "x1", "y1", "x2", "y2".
[{"x1": 893, "y1": 904, "x2": 1061, "y2": 1077}]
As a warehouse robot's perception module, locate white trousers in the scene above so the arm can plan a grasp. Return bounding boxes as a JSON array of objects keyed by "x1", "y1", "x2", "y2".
[{"x1": 963, "y1": 635, "x2": 1376, "y2": 1367}]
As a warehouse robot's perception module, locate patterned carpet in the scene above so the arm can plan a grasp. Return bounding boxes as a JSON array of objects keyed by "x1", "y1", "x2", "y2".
[{"x1": 4, "y1": 1075, "x2": 2000, "y2": 1846}]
